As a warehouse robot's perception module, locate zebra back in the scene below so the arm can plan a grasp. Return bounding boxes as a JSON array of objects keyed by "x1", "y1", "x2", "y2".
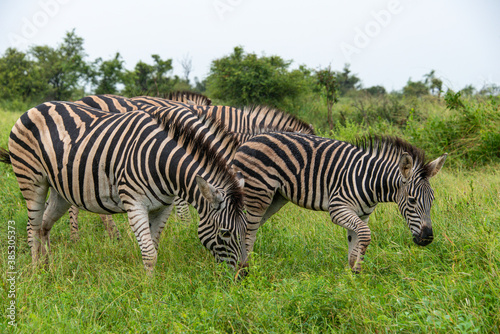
[
  {"x1": 131, "y1": 95, "x2": 314, "y2": 140},
  {"x1": 164, "y1": 91, "x2": 212, "y2": 106},
  {"x1": 75, "y1": 94, "x2": 140, "y2": 113}
]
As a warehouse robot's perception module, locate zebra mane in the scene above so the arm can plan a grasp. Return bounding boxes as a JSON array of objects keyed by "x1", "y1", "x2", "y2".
[
  {"x1": 240, "y1": 105, "x2": 315, "y2": 135},
  {"x1": 150, "y1": 109, "x2": 243, "y2": 205},
  {"x1": 164, "y1": 91, "x2": 212, "y2": 106},
  {"x1": 354, "y1": 135, "x2": 434, "y2": 178}
]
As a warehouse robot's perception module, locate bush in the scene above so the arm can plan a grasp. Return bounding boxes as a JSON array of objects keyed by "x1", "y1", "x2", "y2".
[
  {"x1": 406, "y1": 91, "x2": 500, "y2": 166},
  {"x1": 206, "y1": 46, "x2": 312, "y2": 108}
]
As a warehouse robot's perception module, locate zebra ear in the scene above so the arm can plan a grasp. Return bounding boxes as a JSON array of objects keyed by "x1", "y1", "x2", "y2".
[
  {"x1": 399, "y1": 152, "x2": 414, "y2": 182},
  {"x1": 196, "y1": 175, "x2": 224, "y2": 209},
  {"x1": 427, "y1": 153, "x2": 448, "y2": 178}
]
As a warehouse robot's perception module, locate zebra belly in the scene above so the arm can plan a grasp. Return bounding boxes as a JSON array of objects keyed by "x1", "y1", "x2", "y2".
[
  {"x1": 49, "y1": 167, "x2": 125, "y2": 215},
  {"x1": 278, "y1": 188, "x2": 330, "y2": 212}
]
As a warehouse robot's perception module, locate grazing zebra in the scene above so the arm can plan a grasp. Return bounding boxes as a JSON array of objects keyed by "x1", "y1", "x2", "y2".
[
  {"x1": 66, "y1": 93, "x2": 211, "y2": 236},
  {"x1": 1, "y1": 101, "x2": 247, "y2": 272},
  {"x1": 231, "y1": 133, "x2": 447, "y2": 272}
]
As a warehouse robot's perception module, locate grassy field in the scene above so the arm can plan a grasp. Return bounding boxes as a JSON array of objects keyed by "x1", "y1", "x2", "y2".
[{"x1": 1, "y1": 109, "x2": 499, "y2": 333}]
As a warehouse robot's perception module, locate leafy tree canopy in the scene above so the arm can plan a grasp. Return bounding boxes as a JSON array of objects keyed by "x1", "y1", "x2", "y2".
[{"x1": 206, "y1": 46, "x2": 309, "y2": 107}]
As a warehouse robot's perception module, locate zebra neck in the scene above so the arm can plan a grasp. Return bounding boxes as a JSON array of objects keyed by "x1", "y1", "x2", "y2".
[{"x1": 363, "y1": 154, "x2": 402, "y2": 205}]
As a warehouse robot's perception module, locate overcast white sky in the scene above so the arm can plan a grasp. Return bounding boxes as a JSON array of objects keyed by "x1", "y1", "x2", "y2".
[{"x1": 1, "y1": 0, "x2": 499, "y2": 92}]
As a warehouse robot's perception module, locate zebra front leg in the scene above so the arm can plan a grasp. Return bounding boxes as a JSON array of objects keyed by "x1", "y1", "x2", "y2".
[
  {"x1": 173, "y1": 196, "x2": 191, "y2": 224},
  {"x1": 346, "y1": 221, "x2": 371, "y2": 273},
  {"x1": 330, "y1": 208, "x2": 372, "y2": 273},
  {"x1": 149, "y1": 205, "x2": 174, "y2": 250},
  {"x1": 125, "y1": 205, "x2": 157, "y2": 274},
  {"x1": 244, "y1": 193, "x2": 289, "y2": 260},
  {"x1": 69, "y1": 206, "x2": 80, "y2": 242},
  {"x1": 99, "y1": 214, "x2": 121, "y2": 240}
]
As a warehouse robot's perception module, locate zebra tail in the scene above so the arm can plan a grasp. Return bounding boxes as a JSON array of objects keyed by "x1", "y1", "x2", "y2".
[{"x1": 0, "y1": 148, "x2": 11, "y2": 165}]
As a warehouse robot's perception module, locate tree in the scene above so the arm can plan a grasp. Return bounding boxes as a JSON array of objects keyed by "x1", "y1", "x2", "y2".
[
  {"x1": 478, "y1": 83, "x2": 500, "y2": 96},
  {"x1": 123, "y1": 54, "x2": 176, "y2": 96},
  {"x1": 461, "y1": 84, "x2": 475, "y2": 96},
  {"x1": 0, "y1": 48, "x2": 43, "y2": 100},
  {"x1": 424, "y1": 70, "x2": 443, "y2": 97},
  {"x1": 29, "y1": 29, "x2": 89, "y2": 100},
  {"x1": 316, "y1": 66, "x2": 339, "y2": 131},
  {"x1": 91, "y1": 52, "x2": 124, "y2": 94},
  {"x1": 364, "y1": 85, "x2": 387, "y2": 96},
  {"x1": 335, "y1": 64, "x2": 361, "y2": 96},
  {"x1": 206, "y1": 46, "x2": 307, "y2": 107},
  {"x1": 193, "y1": 77, "x2": 207, "y2": 93},
  {"x1": 403, "y1": 79, "x2": 429, "y2": 97},
  {"x1": 180, "y1": 54, "x2": 192, "y2": 84}
]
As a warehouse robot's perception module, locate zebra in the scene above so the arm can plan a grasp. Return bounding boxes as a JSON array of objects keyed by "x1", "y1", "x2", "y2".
[
  {"x1": 1, "y1": 101, "x2": 248, "y2": 272},
  {"x1": 66, "y1": 92, "x2": 213, "y2": 237},
  {"x1": 231, "y1": 132, "x2": 447, "y2": 272}
]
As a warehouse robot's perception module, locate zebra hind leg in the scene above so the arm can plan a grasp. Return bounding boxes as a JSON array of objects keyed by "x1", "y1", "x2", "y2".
[
  {"x1": 25, "y1": 184, "x2": 50, "y2": 265},
  {"x1": 99, "y1": 215, "x2": 121, "y2": 240},
  {"x1": 40, "y1": 189, "x2": 72, "y2": 263},
  {"x1": 69, "y1": 206, "x2": 80, "y2": 242}
]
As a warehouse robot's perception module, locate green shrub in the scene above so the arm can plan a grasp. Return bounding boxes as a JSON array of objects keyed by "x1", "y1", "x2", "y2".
[{"x1": 406, "y1": 91, "x2": 500, "y2": 166}]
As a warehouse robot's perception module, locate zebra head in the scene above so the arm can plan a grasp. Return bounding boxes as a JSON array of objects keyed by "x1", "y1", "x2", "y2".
[
  {"x1": 396, "y1": 152, "x2": 447, "y2": 246},
  {"x1": 195, "y1": 174, "x2": 248, "y2": 270}
]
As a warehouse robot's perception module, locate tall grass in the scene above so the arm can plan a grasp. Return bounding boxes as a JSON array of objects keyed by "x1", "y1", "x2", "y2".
[{"x1": 1, "y1": 109, "x2": 499, "y2": 333}]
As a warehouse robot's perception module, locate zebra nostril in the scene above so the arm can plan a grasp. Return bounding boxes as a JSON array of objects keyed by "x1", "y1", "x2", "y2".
[{"x1": 413, "y1": 224, "x2": 434, "y2": 246}]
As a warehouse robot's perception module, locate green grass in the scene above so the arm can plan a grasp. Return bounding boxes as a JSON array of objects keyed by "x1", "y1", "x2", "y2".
[{"x1": 1, "y1": 110, "x2": 499, "y2": 333}]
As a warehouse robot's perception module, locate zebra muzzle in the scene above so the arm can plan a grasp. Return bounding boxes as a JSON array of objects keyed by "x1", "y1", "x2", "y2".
[{"x1": 413, "y1": 221, "x2": 433, "y2": 246}]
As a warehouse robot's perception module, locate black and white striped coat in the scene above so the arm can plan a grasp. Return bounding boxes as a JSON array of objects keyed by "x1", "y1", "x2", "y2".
[
  {"x1": 65, "y1": 93, "x2": 215, "y2": 238},
  {"x1": 231, "y1": 132, "x2": 447, "y2": 272},
  {"x1": 3, "y1": 101, "x2": 247, "y2": 272}
]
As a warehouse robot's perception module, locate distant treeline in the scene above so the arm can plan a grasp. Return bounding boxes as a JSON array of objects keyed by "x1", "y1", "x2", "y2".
[{"x1": 1, "y1": 30, "x2": 498, "y2": 107}]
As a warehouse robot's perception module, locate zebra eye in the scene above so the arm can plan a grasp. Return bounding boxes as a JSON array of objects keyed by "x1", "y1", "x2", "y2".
[
  {"x1": 219, "y1": 229, "x2": 231, "y2": 239},
  {"x1": 408, "y1": 197, "x2": 417, "y2": 205}
]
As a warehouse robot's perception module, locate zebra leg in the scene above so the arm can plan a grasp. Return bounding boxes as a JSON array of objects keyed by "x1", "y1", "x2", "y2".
[
  {"x1": 149, "y1": 205, "x2": 174, "y2": 250},
  {"x1": 24, "y1": 184, "x2": 50, "y2": 264},
  {"x1": 330, "y1": 209, "x2": 372, "y2": 273},
  {"x1": 99, "y1": 214, "x2": 121, "y2": 240},
  {"x1": 245, "y1": 192, "x2": 289, "y2": 257},
  {"x1": 40, "y1": 190, "x2": 72, "y2": 260},
  {"x1": 69, "y1": 206, "x2": 80, "y2": 242},
  {"x1": 125, "y1": 205, "x2": 157, "y2": 273},
  {"x1": 173, "y1": 196, "x2": 191, "y2": 223}
]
